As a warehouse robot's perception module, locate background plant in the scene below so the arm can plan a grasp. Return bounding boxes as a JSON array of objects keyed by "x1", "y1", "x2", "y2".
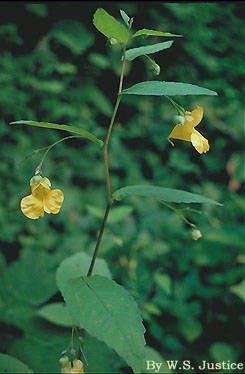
[{"x1": 0, "y1": 2, "x2": 244, "y2": 373}]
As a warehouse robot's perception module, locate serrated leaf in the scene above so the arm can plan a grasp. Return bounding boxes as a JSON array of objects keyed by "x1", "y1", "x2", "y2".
[
  {"x1": 93, "y1": 8, "x2": 130, "y2": 45},
  {"x1": 113, "y1": 185, "x2": 222, "y2": 205},
  {"x1": 122, "y1": 81, "x2": 218, "y2": 96},
  {"x1": 120, "y1": 10, "x2": 130, "y2": 28},
  {"x1": 37, "y1": 302, "x2": 73, "y2": 327},
  {"x1": 60, "y1": 275, "x2": 146, "y2": 373},
  {"x1": 10, "y1": 120, "x2": 103, "y2": 146},
  {"x1": 56, "y1": 252, "x2": 111, "y2": 292},
  {"x1": 126, "y1": 41, "x2": 173, "y2": 61},
  {"x1": 0, "y1": 353, "x2": 33, "y2": 373},
  {"x1": 133, "y1": 28, "x2": 182, "y2": 38}
]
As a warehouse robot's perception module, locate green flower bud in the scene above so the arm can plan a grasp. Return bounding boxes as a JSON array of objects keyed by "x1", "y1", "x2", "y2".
[
  {"x1": 30, "y1": 175, "x2": 42, "y2": 187},
  {"x1": 59, "y1": 356, "x2": 69, "y2": 367}
]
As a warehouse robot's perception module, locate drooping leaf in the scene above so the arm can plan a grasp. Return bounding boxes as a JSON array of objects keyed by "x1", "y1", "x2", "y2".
[
  {"x1": 60, "y1": 275, "x2": 146, "y2": 373},
  {"x1": 10, "y1": 120, "x2": 103, "y2": 146},
  {"x1": 56, "y1": 252, "x2": 111, "y2": 292},
  {"x1": 122, "y1": 81, "x2": 218, "y2": 96},
  {"x1": 126, "y1": 41, "x2": 173, "y2": 61},
  {"x1": 37, "y1": 302, "x2": 73, "y2": 327},
  {"x1": 93, "y1": 8, "x2": 130, "y2": 45},
  {"x1": 0, "y1": 353, "x2": 33, "y2": 373},
  {"x1": 120, "y1": 10, "x2": 130, "y2": 28},
  {"x1": 133, "y1": 28, "x2": 182, "y2": 38},
  {"x1": 113, "y1": 185, "x2": 222, "y2": 205}
]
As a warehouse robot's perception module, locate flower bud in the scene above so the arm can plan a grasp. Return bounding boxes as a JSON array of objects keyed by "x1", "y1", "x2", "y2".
[
  {"x1": 192, "y1": 229, "x2": 202, "y2": 241},
  {"x1": 30, "y1": 175, "x2": 42, "y2": 187}
]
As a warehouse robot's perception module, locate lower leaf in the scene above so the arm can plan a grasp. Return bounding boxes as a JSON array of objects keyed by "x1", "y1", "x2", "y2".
[{"x1": 60, "y1": 275, "x2": 146, "y2": 373}]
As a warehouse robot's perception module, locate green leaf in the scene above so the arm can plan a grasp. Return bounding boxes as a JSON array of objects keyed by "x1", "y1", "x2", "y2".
[
  {"x1": 178, "y1": 317, "x2": 202, "y2": 342},
  {"x1": 0, "y1": 353, "x2": 33, "y2": 373},
  {"x1": 122, "y1": 81, "x2": 218, "y2": 96},
  {"x1": 51, "y1": 20, "x2": 94, "y2": 55},
  {"x1": 120, "y1": 10, "x2": 130, "y2": 28},
  {"x1": 83, "y1": 335, "x2": 123, "y2": 373},
  {"x1": 25, "y1": 4, "x2": 47, "y2": 17},
  {"x1": 37, "y1": 302, "x2": 73, "y2": 327},
  {"x1": 230, "y1": 280, "x2": 245, "y2": 302},
  {"x1": 113, "y1": 185, "x2": 222, "y2": 205},
  {"x1": 142, "y1": 347, "x2": 171, "y2": 373},
  {"x1": 210, "y1": 342, "x2": 238, "y2": 362},
  {"x1": 93, "y1": 8, "x2": 130, "y2": 45},
  {"x1": 133, "y1": 28, "x2": 182, "y2": 38},
  {"x1": 126, "y1": 41, "x2": 173, "y2": 61},
  {"x1": 1, "y1": 248, "x2": 57, "y2": 306},
  {"x1": 9, "y1": 322, "x2": 70, "y2": 373},
  {"x1": 56, "y1": 252, "x2": 111, "y2": 292},
  {"x1": 60, "y1": 275, "x2": 146, "y2": 373},
  {"x1": 10, "y1": 120, "x2": 103, "y2": 146}
]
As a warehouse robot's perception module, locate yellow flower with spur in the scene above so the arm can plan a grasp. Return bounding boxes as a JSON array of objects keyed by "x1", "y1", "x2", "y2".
[
  {"x1": 21, "y1": 175, "x2": 64, "y2": 219},
  {"x1": 168, "y1": 106, "x2": 210, "y2": 154}
]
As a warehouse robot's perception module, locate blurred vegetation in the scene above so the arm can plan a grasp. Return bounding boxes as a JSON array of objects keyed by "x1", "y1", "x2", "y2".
[{"x1": 0, "y1": 2, "x2": 244, "y2": 373}]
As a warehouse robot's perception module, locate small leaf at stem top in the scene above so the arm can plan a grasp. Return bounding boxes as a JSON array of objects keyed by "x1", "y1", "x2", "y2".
[{"x1": 93, "y1": 8, "x2": 130, "y2": 45}]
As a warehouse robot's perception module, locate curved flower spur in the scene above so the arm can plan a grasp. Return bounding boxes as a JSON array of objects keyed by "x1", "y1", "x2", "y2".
[{"x1": 21, "y1": 175, "x2": 64, "y2": 219}]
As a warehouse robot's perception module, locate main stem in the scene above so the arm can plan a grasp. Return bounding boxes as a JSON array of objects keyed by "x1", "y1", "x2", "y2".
[{"x1": 87, "y1": 49, "x2": 126, "y2": 276}]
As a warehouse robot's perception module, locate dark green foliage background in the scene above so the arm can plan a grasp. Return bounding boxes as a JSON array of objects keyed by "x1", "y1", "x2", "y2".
[{"x1": 0, "y1": 2, "x2": 244, "y2": 373}]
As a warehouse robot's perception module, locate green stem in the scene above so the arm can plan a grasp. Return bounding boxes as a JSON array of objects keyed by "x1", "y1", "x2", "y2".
[
  {"x1": 161, "y1": 201, "x2": 196, "y2": 228},
  {"x1": 103, "y1": 96, "x2": 121, "y2": 203},
  {"x1": 87, "y1": 203, "x2": 112, "y2": 276},
  {"x1": 34, "y1": 135, "x2": 82, "y2": 175},
  {"x1": 87, "y1": 49, "x2": 127, "y2": 276},
  {"x1": 166, "y1": 96, "x2": 185, "y2": 115}
]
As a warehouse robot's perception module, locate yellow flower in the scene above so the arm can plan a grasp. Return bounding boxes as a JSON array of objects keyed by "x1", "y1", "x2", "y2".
[
  {"x1": 168, "y1": 106, "x2": 210, "y2": 154},
  {"x1": 60, "y1": 358, "x2": 84, "y2": 374},
  {"x1": 21, "y1": 175, "x2": 64, "y2": 219}
]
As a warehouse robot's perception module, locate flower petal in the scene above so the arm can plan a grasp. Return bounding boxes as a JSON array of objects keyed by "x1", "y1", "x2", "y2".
[
  {"x1": 191, "y1": 131, "x2": 210, "y2": 154},
  {"x1": 190, "y1": 106, "x2": 204, "y2": 128},
  {"x1": 44, "y1": 189, "x2": 64, "y2": 214},
  {"x1": 21, "y1": 194, "x2": 44, "y2": 219},
  {"x1": 168, "y1": 124, "x2": 191, "y2": 141}
]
